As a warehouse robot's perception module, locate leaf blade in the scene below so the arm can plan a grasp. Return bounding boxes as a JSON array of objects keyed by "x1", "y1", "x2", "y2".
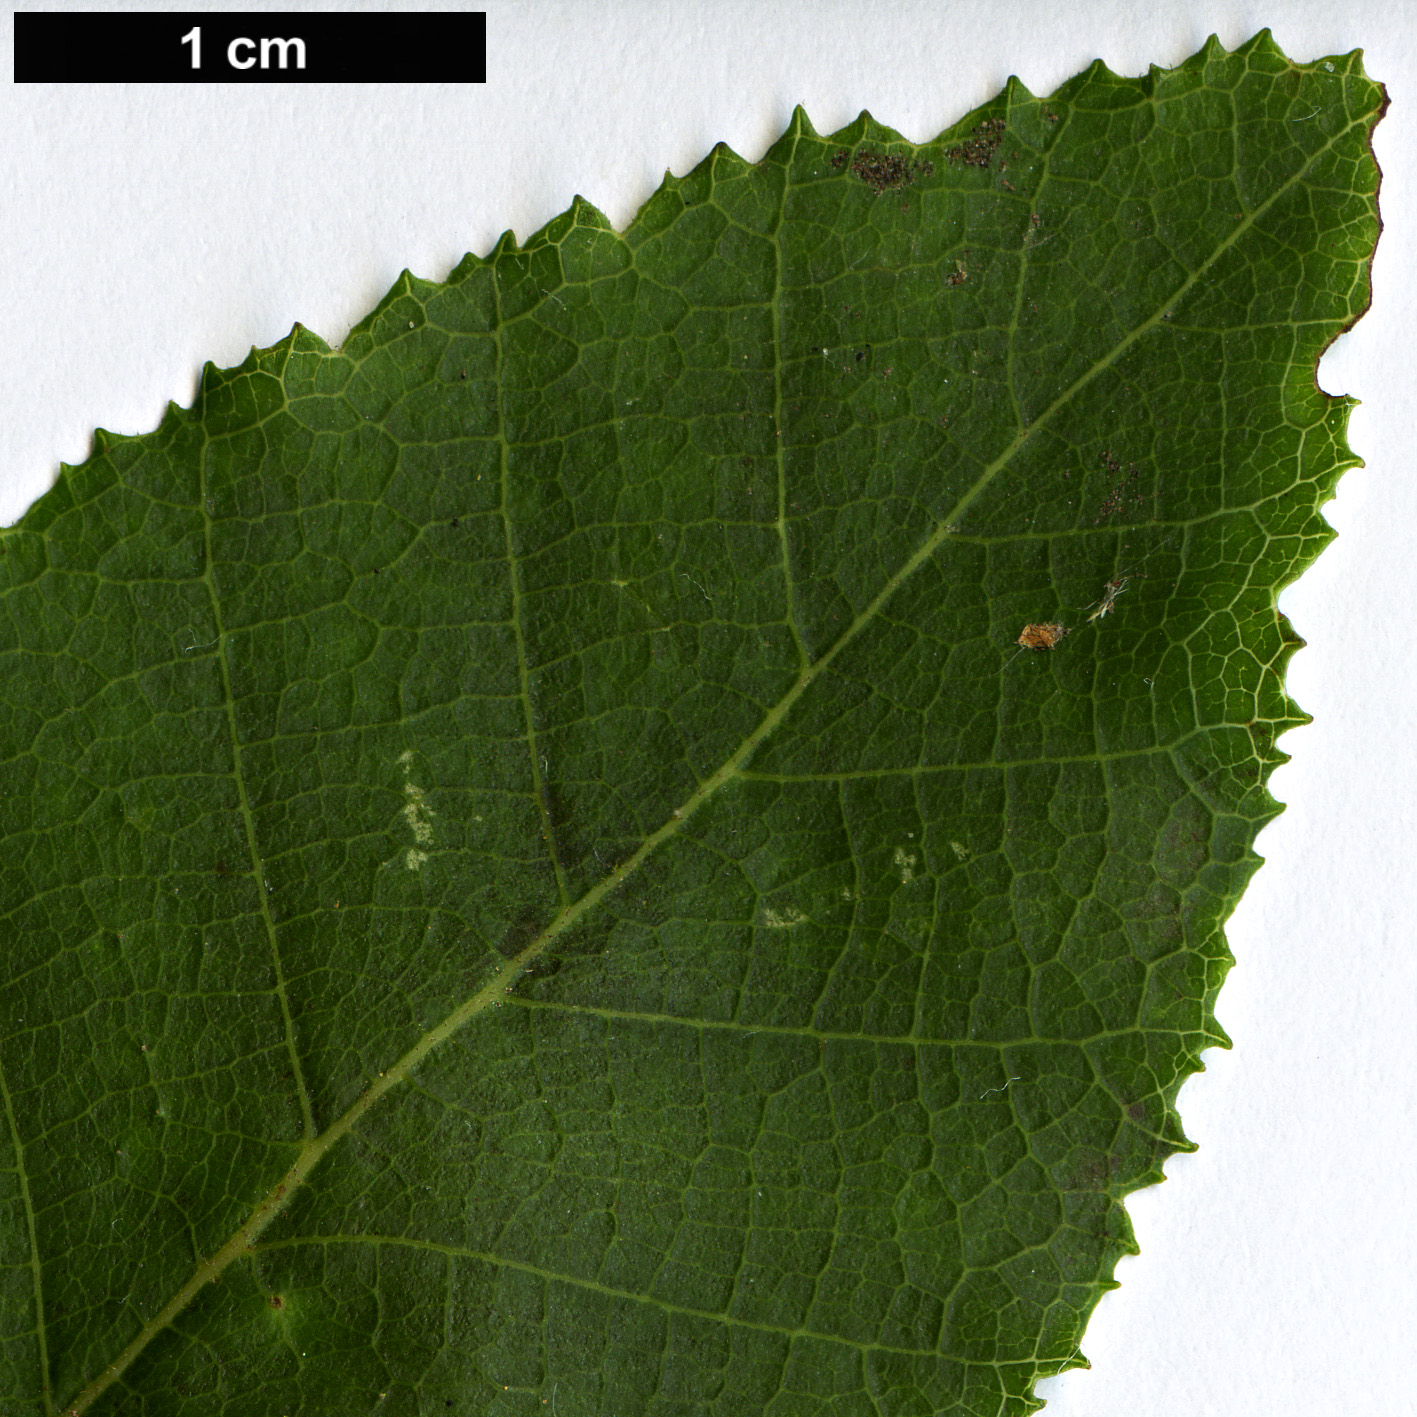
[{"x1": 0, "y1": 32, "x2": 1382, "y2": 1417}]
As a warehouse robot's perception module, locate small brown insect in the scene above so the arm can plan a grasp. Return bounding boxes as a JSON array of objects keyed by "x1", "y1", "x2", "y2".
[{"x1": 1016, "y1": 621, "x2": 1068, "y2": 650}]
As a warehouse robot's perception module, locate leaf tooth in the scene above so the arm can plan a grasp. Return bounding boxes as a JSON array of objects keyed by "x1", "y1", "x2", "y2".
[
  {"x1": 1001, "y1": 73, "x2": 1035, "y2": 107},
  {"x1": 487, "y1": 227, "x2": 521, "y2": 262},
  {"x1": 286, "y1": 322, "x2": 332, "y2": 357},
  {"x1": 566, "y1": 192, "x2": 610, "y2": 230},
  {"x1": 787, "y1": 102, "x2": 818, "y2": 138},
  {"x1": 822, "y1": 110, "x2": 871, "y2": 149}
]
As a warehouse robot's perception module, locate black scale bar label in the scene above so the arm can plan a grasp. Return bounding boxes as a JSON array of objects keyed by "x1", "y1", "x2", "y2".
[{"x1": 14, "y1": 11, "x2": 487, "y2": 82}]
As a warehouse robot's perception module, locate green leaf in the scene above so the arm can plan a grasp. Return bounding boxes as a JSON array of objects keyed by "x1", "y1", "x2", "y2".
[{"x1": 0, "y1": 32, "x2": 1382, "y2": 1417}]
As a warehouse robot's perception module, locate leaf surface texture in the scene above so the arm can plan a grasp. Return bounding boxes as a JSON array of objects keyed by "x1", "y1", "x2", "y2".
[{"x1": 0, "y1": 33, "x2": 1383, "y2": 1417}]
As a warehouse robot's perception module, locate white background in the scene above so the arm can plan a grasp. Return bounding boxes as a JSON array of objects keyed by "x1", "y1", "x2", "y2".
[{"x1": 3, "y1": 2, "x2": 1415, "y2": 1413}]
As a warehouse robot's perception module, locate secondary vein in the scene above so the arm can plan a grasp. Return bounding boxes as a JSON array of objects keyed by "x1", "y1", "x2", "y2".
[
  {"x1": 771, "y1": 118, "x2": 811, "y2": 670},
  {"x1": 492, "y1": 245, "x2": 573, "y2": 908},
  {"x1": 0, "y1": 1049, "x2": 53, "y2": 1417},
  {"x1": 196, "y1": 399, "x2": 317, "y2": 1144}
]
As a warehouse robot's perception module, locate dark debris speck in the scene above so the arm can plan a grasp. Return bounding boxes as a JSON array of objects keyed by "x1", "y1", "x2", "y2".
[
  {"x1": 1095, "y1": 449, "x2": 1147, "y2": 521},
  {"x1": 849, "y1": 149, "x2": 935, "y2": 195},
  {"x1": 946, "y1": 118, "x2": 1007, "y2": 168}
]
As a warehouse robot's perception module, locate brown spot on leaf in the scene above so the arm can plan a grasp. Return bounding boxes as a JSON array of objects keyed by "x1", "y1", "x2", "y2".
[
  {"x1": 946, "y1": 118, "x2": 1006, "y2": 167},
  {"x1": 1071, "y1": 1152, "x2": 1115, "y2": 1190},
  {"x1": 1094, "y1": 450, "x2": 1146, "y2": 521},
  {"x1": 849, "y1": 149, "x2": 935, "y2": 195}
]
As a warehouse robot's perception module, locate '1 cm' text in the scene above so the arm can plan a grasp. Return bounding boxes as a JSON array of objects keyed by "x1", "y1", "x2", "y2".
[{"x1": 180, "y1": 26, "x2": 307, "y2": 71}]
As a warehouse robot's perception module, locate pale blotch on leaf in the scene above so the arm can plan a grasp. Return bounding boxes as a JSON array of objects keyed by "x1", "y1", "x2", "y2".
[
  {"x1": 397, "y1": 750, "x2": 435, "y2": 868},
  {"x1": 893, "y1": 846, "x2": 918, "y2": 884},
  {"x1": 762, "y1": 905, "x2": 807, "y2": 929}
]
